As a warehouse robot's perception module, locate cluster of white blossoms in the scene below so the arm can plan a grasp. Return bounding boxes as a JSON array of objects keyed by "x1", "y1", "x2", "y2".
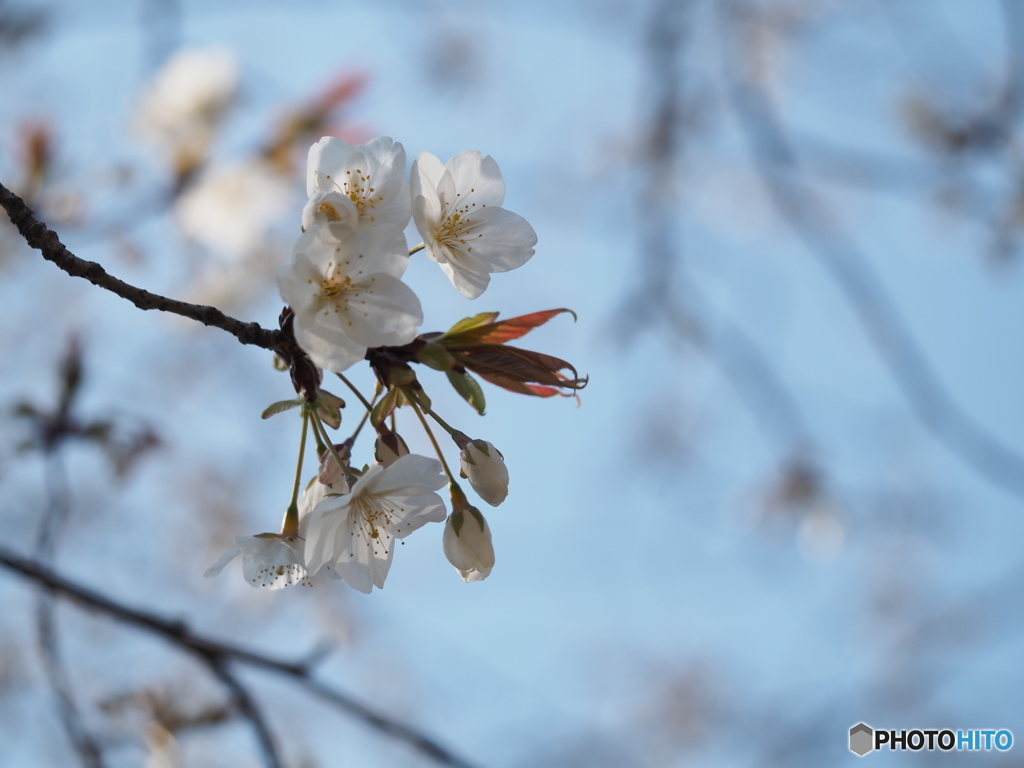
[{"x1": 207, "y1": 136, "x2": 583, "y2": 593}]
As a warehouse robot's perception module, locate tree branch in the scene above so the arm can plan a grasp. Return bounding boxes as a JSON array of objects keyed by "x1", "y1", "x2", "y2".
[
  {"x1": 0, "y1": 545, "x2": 481, "y2": 768},
  {"x1": 207, "y1": 660, "x2": 284, "y2": 768},
  {"x1": 0, "y1": 181, "x2": 290, "y2": 356}
]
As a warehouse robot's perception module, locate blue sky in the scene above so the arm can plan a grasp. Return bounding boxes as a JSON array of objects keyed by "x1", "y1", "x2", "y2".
[{"x1": 1, "y1": 1, "x2": 1023, "y2": 766}]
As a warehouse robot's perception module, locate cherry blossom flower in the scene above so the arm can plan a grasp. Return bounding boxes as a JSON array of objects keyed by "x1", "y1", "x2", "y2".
[
  {"x1": 410, "y1": 150, "x2": 537, "y2": 299},
  {"x1": 276, "y1": 222, "x2": 423, "y2": 372},
  {"x1": 443, "y1": 504, "x2": 495, "y2": 582},
  {"x1": 460, "y1": 439, "x2": 508, "y2": 506},
  {"x1": 303, "y1": 454, "x2": 448, "y2": 593},
  {"x1": 304, "y1": 136, "x2": 411, "y2": 230},
  {"x1": 204, "y1": 534, "x2": 310, "y2": 589}
]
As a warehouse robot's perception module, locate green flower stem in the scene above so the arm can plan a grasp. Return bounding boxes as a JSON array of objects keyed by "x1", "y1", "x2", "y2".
[
  {"x1": 335, "y1": 372, "x2": 374, "y2": 412},
  {"x1": 281, "y1": 410, "x2": 309, "y2": 537},
  {"x1": 421, "y1": 404, "x2": 459, "y2": 438},
  {"x1": 309, "y1": 406, "x2": 327, "y2": 456},
  {"x1": 309, "y1": 409, "x2": 359, "y2": 487},
  {"x1": 408, "y1": 242, "x2": 425, "y2": 255},
  {"x1": 409, "y1": 400, "x2": 457, "y2": 484}
]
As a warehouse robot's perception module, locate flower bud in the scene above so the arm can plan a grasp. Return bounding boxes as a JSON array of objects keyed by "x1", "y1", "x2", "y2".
[
  {"x1": 443, "y1": 506, "x2": 494, "y2": 582},
  {"x1": 374, "y1": 426, "x2": 409, "y2": 467},
  {"x1": 459, "y1": 440, "x2": 508, "y2": 506},
  {"x1": 317, "y1": 445, "x2": 351, "y2": 488}
]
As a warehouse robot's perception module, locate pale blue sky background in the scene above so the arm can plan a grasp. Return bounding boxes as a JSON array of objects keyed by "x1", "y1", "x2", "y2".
[{"x1": 1, "y1": 1, "x2": 1023, "y2": 766}]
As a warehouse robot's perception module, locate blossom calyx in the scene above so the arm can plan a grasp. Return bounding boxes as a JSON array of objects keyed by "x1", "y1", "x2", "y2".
[{"x1": 459, "y1": 439, "x2": 508, "y2": 506}]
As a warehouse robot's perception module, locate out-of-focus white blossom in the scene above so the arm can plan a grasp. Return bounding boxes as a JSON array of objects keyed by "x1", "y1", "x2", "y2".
[
  {"x1": 304, "y1": 136, "x2": 411, "y2": 230},
  {"x1": 411, "y1": 150, "x2": 536, "y2": 298},
  {"x1": 304, "y1": 454, "x2": 447, "y2": 593},
  {"x1": 276, "y1": 222, "x2": 423, "y2": 372},
  {"x1": 460, "y1": 439, "x2": 508, "y2": 506},
  {"x1": 175, "y1": 161, "x2": 290, "y2": 259},
  {"x1": 204, "y1": 533, "x2": 310, "y2": 589},
  {"x1": 133, "y1": 47, "x2": 239, "y2": 163},
  {"x1": 443, "y1": 505, "x2": 494, "y2": 582}
]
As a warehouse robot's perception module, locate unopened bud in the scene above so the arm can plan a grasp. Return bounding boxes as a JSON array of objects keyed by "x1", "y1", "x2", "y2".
[
  {"x1": 318, "y1": 444, "x2": 350, "y2": 488},
  {"x1": 459, "y1": 440, "x2": 508, "y2": 506},
  {"x1": 375, "y1": 426, "x2": 410, "y2": 467},
  {"x1": 443, "y1": 505, "x2": 494, "y2": 582}
]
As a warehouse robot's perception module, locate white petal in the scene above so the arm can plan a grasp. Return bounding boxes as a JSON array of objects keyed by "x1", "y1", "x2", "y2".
[
  {"x1": 411, "y1": 152, "x2": 446, "y2": 200},
  {"x1": 307, "y1": 136, "x2": 356, "y2": 197},
  {"x1": 346, "y1": 225, "x2": 410, "y2": 280},
  {"x1": 304, "y1": 505, "x2": 341, "y2": 576},
  {"x1": 438, "y1": 257, "x2": 491, "y2": 300},
  {"x1": 294, "y1": 318, "x2": 367, "y2": 373},
  {"x1": 446, "y1": 150, "x2": 506, "y2": 207},
  {"x1": 437, "y1": 168, "x2": 457, "y2": 210},
  {"x1": 372, "y1": 454, "x2": 447, "y2": 495},
  {"x1": 204, "y1": 547, "x2": 241, "y2": 577},
  {"x1": 301, "y1": 191, "x2": 359, "y2": 230},
  {"x1": 360, "y1": 137, "x2": 410, "y2": 227},
  {"x1": 460, "y1": 206, "x2": 536, "y2": 272},
  {"x1": 277, "y1": 250, "x2": 326, "y2": 316},
  {"x1": 292, "y1": 223, "x2": 408, "y2": 281},
  {"x1": 387, "y1": 493, "x2": 448, "y2": 536},
  {"x1": 338, "y1": 273, "x2": 423, "y2": 348},
  {"x1": 412, "y1": 194, "x2": 442, "y2": 257}
]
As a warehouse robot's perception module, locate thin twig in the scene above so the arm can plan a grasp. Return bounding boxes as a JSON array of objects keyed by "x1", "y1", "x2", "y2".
[
  {"x1": 36, "y1": 450, "x2": 109, "y2": 768},
  {"x1": 0, "y1": 545, "x2": 481, "y2": 768},
  {"x1": 207, "y1": 660, "x2": 284, "y2": 768},
  {"x1": 0, "y1": 182, "x2": 289, "y2": 356}
]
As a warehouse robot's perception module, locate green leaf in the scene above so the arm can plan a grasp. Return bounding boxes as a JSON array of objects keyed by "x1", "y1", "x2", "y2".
[
  {"x1": 369, "y1": 388, "x2": 399, "y2": 428},
  {"x1": 401, "y1": 386, "x2": 432, "y2": 411},
  {"x1": 261, "y1": 399, "x2": 303, "y2": 419},
  {"x1": 415, "y1": 340, "x2": 457, "y2": 371},
  {"x1": 446, "y1": 371, "x2": 487, "y2": 415},
  {"x1": 443, "y1": 312, "x2": 500, "y2": 338},
  {"x1": 316, "y1": 389, "x2": 345, "y2": 429}
]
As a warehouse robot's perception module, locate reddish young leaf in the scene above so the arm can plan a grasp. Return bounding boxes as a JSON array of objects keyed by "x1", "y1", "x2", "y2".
[{"x1": 442, "y1": 308, "x2": 576, "y2": 346}]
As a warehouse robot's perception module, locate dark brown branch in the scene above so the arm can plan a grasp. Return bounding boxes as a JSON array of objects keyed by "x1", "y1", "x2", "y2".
[
  {"x1": 36, "y1": 449, "x2": 109, "y2": 768},
  {"x1": 207, "y1": 661, "x2": 284, "y2": 768},
  {"x1": 0, "y1": 545, "x2": 481, "y2": 768},
  {"x1": 722, "y1": 0, "x2": 1024, "y2": 501},
  {"x1": 0, "y1": 181, "x2": 289, "y2": 356}
]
